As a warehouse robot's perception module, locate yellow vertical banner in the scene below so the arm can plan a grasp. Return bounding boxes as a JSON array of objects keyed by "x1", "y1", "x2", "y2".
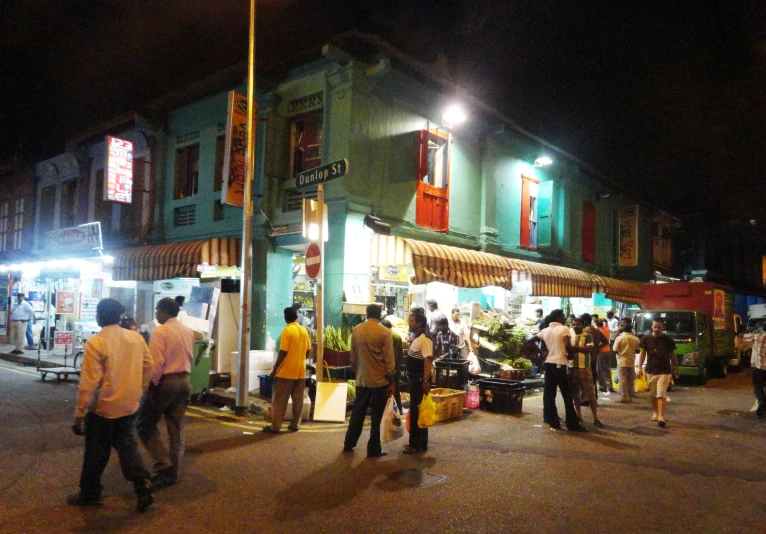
[
  {"x1": 221, "y1": 92, "x2": 256, "y2": 207},
  {"x1": 618, "y1": 205, "x2": 639, "y2": 267}
]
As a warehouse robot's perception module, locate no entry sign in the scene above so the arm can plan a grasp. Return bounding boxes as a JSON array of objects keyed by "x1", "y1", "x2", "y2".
[{"x1": 305, "y1": 242, "x2": 321, "y2": 279}]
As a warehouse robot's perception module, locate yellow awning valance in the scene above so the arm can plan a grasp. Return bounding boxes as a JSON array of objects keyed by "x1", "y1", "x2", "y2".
[
  {"x1": 113, "y1": 237, "x2": 242, "y2": 281},
  {"x1": 592, "y1": 276, "x2": 644, "y2": 305},
  {"x1": 513, "y1": 259, "x2": 596, "y2": 298}
]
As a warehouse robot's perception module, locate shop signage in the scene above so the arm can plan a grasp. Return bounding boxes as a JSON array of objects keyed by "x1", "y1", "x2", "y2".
[
  {"x1": 305, "y1": 243, "x2": 321, "y2": 279},
  {"x1": 54, "y1": 331, "x2": 74, "y2": 354},
  {"x1": 44, "y1": 222, "x2": 103, "y2": 252},
  {"x1": 713, "y1": 289, "x2": 727, "y2": 330},
  {"x1": 379, "y1": 264, "x2": 410, "y2": 283},
  {"x1": 618, "y1": 205, "x2": 639, "y2": 267},
  {"x1": 221, "y1": 92, "x2": 256, "y2": 207},
  {"x1": 105, "y1": 136, "x2": 134, "y2": 203},
  {"x1": 295, "y1": 159, "x2": 348, "y2": 190},
  {"x1": 56, "y1": 291, "x2": 75, "y2": 314}
]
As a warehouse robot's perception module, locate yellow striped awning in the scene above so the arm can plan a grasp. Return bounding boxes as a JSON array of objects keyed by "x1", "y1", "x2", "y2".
[
  {"x1": 113, "y1": 238, "x2": 242, "y2": 281},
  {"x1": 592, "y1": 276, "x2": 644, "y2": 305},
  {"x1": 514, "y1": 259, "x2": 595, "y2": 298}
]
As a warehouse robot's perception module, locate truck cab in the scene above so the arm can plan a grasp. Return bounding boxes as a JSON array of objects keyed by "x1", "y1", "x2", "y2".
[{"x1": 634, "y1": 310, "x2": 712, "y2": 383}]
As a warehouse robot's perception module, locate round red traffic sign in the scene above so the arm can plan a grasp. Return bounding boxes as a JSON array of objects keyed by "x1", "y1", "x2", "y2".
[{"x1": 305, "y1": 242, "x2": 321, "y2": 279}]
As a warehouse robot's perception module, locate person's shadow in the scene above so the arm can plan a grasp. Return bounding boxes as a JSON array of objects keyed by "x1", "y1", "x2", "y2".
[{"x1": 271, "y1": 452, "x2": 400, "y2": 520}]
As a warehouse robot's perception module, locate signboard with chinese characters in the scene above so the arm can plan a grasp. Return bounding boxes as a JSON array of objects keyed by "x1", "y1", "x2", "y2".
[
  {"x1": 105, "y1": 136, "x2": 134, "y2": 203},
  {"x1": 221, "y1": 92, "x2": 255, "y2": 207},
  {"x1": 44, "y1": 222, "x2": 102, "y2": 253},
  {"x1": 618, "y1": 205, "x2": 639, "y2": 267}
]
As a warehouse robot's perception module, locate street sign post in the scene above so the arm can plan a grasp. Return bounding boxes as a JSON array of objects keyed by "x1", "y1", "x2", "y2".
[
  {"x1": 295, "y1": 159, "x2": 348, "y2": 190},
  {"x1": 305, "y1": 242, "x2": 321, "y2": 279}
]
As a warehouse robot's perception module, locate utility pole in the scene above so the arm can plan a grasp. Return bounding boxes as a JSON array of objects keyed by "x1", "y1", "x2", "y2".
[
  {"x1": 315, "y1": 185, "x2": 325, "y2": 379},
  {"x1": 235, "y1": 0, "x2": 257, "y2": 416}
]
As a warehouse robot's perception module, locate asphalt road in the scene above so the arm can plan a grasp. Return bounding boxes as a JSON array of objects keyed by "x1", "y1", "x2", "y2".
[{"x1": 2, "y1": 360, "x2": 766, "y2": 533}]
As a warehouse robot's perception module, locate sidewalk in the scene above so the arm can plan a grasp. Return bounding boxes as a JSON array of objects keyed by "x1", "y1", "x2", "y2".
[{"x1": 0, "y1": 342, "x2": 79, "y2": 368}]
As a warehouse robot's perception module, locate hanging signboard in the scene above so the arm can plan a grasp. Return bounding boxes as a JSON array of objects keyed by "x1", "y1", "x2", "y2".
[
  {"x1": 44, "y1": 222, "x2": 103, "y2": 253},
  {"x1": 221, "y1": 92, "x2": 257, "y2": 207},
  {"x1": 295, "y1": 159, "x2": 349, "y2": 190},
  {"x1": 618, "y1": 205, "x2": 639, "y2": 267},
  {"x1": 104, "y1": 136, "x2": 134, "y2": 203},
  {"x1": 56, "y1": 291, "x2": 76, "y2": 314}
]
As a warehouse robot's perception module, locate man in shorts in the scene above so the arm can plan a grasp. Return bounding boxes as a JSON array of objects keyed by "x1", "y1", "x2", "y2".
[
  {"x1": 637, "y1": 318, "x2": 678, "y2": 427},
  {"x1": 569, "y1": 318, "x2": 604, "y2": 428}
]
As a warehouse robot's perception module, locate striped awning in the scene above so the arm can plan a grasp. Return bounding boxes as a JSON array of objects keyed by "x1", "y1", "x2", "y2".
[
  {"x1": 113, "y1": 238, "x2": 242, "y2": 281},
  {"x1": 514, "y1": 259, "x2": 595, "y2": 298},
  {"x1": 592, "y1": 276, "x2": 644, "y2": 305}
]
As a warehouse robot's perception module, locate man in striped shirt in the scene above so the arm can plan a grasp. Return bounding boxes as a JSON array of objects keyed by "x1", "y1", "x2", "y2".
[{"x1": 569, "y1": 317, "x2": 604, "y2": 428}]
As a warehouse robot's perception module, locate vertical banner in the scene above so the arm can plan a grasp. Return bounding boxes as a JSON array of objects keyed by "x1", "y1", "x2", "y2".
[
  {"x1": 221, "y1": 92, "x2": 256, "y2": 207},
  {"x1": 105, "y1": 136, "x2": 134, "y2": 203},
  {"x1": 618, "y1": 205, "x2": 639, "y2": 267},
  {"x1": 713, "y1": 289, "x2": 726, "y2": 330}
]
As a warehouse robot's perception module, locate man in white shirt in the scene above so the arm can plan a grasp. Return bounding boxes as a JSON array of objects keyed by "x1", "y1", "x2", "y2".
[
  {"x1": 426, "y1": 299, "x2": 446, "y2": 337},
  {"x1": 10, "y1": 293, "x2": 34, "y2": 354},
  {"x1": 136, "y1": 297, "x2": 195, "y2": 489},
  {"x1": 613, "y1": 319, "x2": 641, "y2": 403},
  {"x1": 68, "y1": 298, "x2": 154, "y2": 511},
  {"x1": 524, "y1": 309, "x2": 586, "y2": 432}
]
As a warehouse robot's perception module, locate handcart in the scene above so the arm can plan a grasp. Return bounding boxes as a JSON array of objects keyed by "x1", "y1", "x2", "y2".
[{"x1": 37, "y1": 334, "x2": 81, "y2": 383}]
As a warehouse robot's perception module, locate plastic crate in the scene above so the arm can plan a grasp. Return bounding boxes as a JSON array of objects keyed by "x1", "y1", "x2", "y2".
[
  {"x1": 258, "y1": 374, "x2": 274, "y2": 398},
  {"x1": 434, "y1": 359, "x2": 470, "y2": 390},
  {"x1": 476, "y1": 378, "x2": 524, "y2": 414},
  {"x1": 429, "y1": 388, "x2": 466, "y2": 422}
]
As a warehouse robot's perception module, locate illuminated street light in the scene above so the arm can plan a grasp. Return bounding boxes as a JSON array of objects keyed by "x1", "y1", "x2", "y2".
[
  {"x1": 442, "y1": 104, "x2": 466, "y2": 128},
  {"x1": 534, "y1": 156, "x2": 553, "y2": 167}
]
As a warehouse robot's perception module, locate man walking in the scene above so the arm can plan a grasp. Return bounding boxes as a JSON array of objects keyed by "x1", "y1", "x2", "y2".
[
  {"x1": 637, "y1": 318, "x2": 678, "y2": 427},
  {"x1": 569, "y1": 318, "x2": 604, "y2": 428},
  {"x1": 136, "y1": 297, "x2": 195, "y2": 488},
  {"x1": 10, "y1": 292, "x2": 34, "y2": 354},
  {"x1": 264, "y1": 306, "x2": 311, "y2": 433},
  {"x1": 749, "y1": 321, "x2": 766, "y2": 417},
  {"x1": 68, "y1": 298, "x2": 154, "y2": 511},
  {"x1": 525, "y1": 309, "x2": 587, "y2": 432},
  {"x1": 344, "y1": 304, "x2": 395, "y2": 457},
  {"x1": 426, "y1": 299, "x2": 446, "y2": 337},
  {"x1": 613, "y1": 320, "x2": 641, "y2": 403}
]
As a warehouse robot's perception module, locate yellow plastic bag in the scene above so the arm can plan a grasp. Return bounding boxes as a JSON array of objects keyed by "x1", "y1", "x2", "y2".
[
  {"x1": 612, "y1": 370, "x2": 620, "y2": 390},
  {"x1": 635, "y1": 374, "x2": 648, "y2": 393},
  {"x1": 418, "y1": 394, "x2": 437, "y2": 429}
]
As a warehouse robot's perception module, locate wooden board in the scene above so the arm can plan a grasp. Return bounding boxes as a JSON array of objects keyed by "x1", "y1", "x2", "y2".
[{"x1": 313, "y1": 382, "x2": 348, "y2": 422}]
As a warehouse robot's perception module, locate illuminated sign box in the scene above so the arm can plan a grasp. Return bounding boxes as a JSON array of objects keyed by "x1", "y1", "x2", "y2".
[{"x1": 105, "y1": 135, "x2": 134, "y2": 203}]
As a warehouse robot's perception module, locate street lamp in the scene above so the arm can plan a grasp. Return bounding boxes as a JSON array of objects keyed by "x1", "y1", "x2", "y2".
[
  {"x1": 534, "y1": 156, "x2": 553, "y2": 167},
  {"x1": 441, "y1": 104, "x2": 466, "y2": 129}
]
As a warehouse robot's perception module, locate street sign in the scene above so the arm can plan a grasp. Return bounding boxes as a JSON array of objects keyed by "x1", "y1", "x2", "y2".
[
  {"x1": 305, "y1": 242, "x2": 321, "y2": 279},
  {"x1": 295, "y1": 159, "x2": 348, "y2": 190}
]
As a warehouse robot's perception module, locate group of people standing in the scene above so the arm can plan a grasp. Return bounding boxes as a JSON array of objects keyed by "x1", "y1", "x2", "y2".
[
  {"x1": 69, "y1": 296, "x2": 196, "y2": 512},
  {"x1": 525, "y1": 309, "x2": 678, "y2": 432}
]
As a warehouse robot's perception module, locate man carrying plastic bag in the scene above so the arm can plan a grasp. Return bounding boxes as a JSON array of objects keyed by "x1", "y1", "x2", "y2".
[
  {"x1": 380, "y1": 397, "x2": 403, "y2": 443},
  {"x1": 403, "y1": 312, "x2": 435, "y2": 454}
]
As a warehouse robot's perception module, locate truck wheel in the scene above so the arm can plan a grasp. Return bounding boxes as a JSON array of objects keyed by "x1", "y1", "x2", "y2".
[
  {"x1": 699, "y1": 368, "x2": 709, "y2": 386},
  {"x1": 719, "y1": 362, "x2": 728, "y2": 379}
]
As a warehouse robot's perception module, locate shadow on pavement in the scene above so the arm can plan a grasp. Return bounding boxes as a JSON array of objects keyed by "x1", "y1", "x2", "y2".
[{"x1": 186, "y1": 433, "x2": 271, "y2": 455}]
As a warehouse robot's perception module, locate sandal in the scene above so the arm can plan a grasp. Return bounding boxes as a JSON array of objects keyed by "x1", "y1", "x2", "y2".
[{"x1": 650, "y1": 414, "x2": 658, "y2": 421}]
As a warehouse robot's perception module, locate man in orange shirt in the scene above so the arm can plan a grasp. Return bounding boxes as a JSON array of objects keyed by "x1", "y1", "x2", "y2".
[
  {"x1": 136, "y1": 297, "x2": 196, "y2": 488},
  {"x1": 264, "y1": 306, "x2": 311, "y2": 433},
  {"x1": 68, "y1": 298, "x2": 154, "y2": 512}
]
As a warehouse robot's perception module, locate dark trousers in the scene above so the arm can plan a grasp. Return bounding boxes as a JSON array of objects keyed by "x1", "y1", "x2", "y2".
[
  {"x1": 543, "y1": 363, "x2": 579, "y2": 429},
  {"x1": 753, "y1": 368, "x2": 766, "y2": 407},
  {"x1": 597, "y1": 353, "x2": 612, "y2": 391},
  {"x1": 79, "y1": 412, "x2": 150, "y2": 499},
  {"x1": 343, "y1": 385, "x2": 389, "y2": 454},
  {"x1": 407, "y1": 356, "x2": 428, "y2": 450}
]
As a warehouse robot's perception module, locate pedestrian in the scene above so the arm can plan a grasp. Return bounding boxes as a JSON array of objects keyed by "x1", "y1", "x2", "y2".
[
  {"x1": 535, "y1": 308, "x2": 546, "y2": 331},
  {"x1": 403, "y1": 312, "x2": 434, "y2": 453},
  {"x1": 569, "y1": 317, "x2": 604, "y2": 428},
  {"x1": 292, "y1": 301, "x2": 315, "y2": 335},
  {"x1": 581, "y1": 313, "x2": 607, "y2": 395},
  {"x1": 174, "y1": 295, "x2": 189, "y2": 322},
  {"x1": 448, "y1": 307, "x2": 474, "y2": 359},
  {"x1": 596, "y1": 318, "x2": 616, "y2": 393},
  {"x1": 607, "y1": 311, "x2": 620, "y2": 344},
  {"x1": 524, "y1": 309, "x2": 587, "y2": 432},
  {"x1": 136, "y1": 297, "x2": 196, "y2": 488},
  {"x1": 637, "y1": 318, "x2": 678, "y2": 427},
  {"x1": 68, "y1": 298, "x2": 154, "y2": 511},
  {"x1": 434, "y1": 317, "x2": 460, "y2": 360},
  {"x1": 613, "y1": 319, "x2": 641, "y2": 403},
  {"x1": 343, "y1": 304, "x2": 395, "y2": 457},
  {"x1": 9, "y1": 292, "x2": 34, "y2": 354},
  {"x1": 263, "y1": 306, "x2": 311, "y2": 433},
  {"x1": 749, "y1": 321, "x2": 766, "y2": 417},
  {"x1": 426, "y1": 299, "x2": 446, "y2": 337},
  {"x1": 380, "y1": 318, "x2": 404, "y2": 414},
  {"x1": 24, "y1": 296, "x2": 36, "y2": 349}
]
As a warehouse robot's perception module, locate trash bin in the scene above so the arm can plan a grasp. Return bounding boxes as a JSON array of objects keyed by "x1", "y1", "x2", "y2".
[{"x1": 190, "y1": 340, "x2": 212, "y2": 400}]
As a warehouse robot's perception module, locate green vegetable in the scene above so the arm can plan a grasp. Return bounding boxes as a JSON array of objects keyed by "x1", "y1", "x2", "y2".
[
  {"x1": 324, "y1": 325, "x2": 351, "y2": 351},
  {"x1": 475, "y1": 316, "x2": 505, "y2": 337},
  {"x1": 511, "y1": 357, "x2": 533, "y2": 372}
]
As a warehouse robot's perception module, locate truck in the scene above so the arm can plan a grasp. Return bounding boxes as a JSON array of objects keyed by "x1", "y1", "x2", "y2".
[{"x1": 637, "y1": 282, "x2": 743, "y2": 384}]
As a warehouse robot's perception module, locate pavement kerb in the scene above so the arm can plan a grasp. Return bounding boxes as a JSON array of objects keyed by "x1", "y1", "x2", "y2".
[{"x1": 0, "y1": 351, "x2": 59, "y2": 368}]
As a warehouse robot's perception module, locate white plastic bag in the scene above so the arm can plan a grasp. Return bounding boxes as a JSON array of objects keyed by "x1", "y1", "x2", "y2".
[
  {"x1": 381, "y1": 397, "x2": 403, "y2": 443},
  {"x1": 468, "y1": 352, "x2": 481, "y2": 375}
]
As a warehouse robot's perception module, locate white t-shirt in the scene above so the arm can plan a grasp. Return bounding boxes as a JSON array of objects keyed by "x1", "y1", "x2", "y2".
[
  {"x1": 538, "y1": 322, "x2": 571, "y2": 366},
  {"x1": 608, "y1": 317, "x2": 620, "y2": 340},
  {"x1": 407, "y1": 333, "x2": 433, "y2": 360},
  {"x1": 613, "y1": 332, "x2": 641, "y2": 368}
]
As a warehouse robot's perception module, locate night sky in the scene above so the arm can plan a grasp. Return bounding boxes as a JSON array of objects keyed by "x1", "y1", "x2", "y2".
[{"x1": 2, "y1": 0, "x2": 764, "y2": 218}]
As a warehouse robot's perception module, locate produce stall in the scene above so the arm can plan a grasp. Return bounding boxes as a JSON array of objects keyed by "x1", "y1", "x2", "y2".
[{"x1": 470, "y1": 313, "x2": 535, "y2": 379}]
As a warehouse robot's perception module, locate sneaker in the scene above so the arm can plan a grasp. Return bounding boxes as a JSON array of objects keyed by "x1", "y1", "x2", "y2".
[
  {"x1": 66, "y1": 493, "x2": 103, "y2": 507},
  {"x1": 10, "y1": 350, "x2": 24, "y2": 354}
]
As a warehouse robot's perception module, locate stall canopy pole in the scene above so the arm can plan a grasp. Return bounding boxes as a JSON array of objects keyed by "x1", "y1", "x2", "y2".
[
  {"x1": 235, "y1": 0, "x2": 257, "y2": 415},
  {"x1": 315, "y1": 184, "x2": 325, "y2": 381}
]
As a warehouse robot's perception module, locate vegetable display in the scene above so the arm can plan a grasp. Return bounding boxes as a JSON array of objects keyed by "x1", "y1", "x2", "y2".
[
  {"x1": 324, "y1": 325, "x2": 352, "y2": 351},
  {"x1": 474, "y1": 311, "x2": 530, "y2": 365}
]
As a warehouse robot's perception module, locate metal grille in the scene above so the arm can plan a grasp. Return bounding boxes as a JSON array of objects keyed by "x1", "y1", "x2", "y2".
[{"x1": 173, "y1": 205, "x2": 196, "y2": 227}]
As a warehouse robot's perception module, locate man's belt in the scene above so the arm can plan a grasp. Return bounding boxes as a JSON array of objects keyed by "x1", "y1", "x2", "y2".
[{"x1": 12, "y1": 319, "x2": 29, "y2": 322}]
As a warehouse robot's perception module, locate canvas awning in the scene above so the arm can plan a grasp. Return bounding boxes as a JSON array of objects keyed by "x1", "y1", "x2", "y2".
[
  {"x1": 592, "y1": 275, "x2": 644, "y2": 305},
  {"x1": 113, "y1": 237, "x2": 242, "y2": 281},
  {"x1": 514, "y1": 259, "x2": 595, "y2": 298}
]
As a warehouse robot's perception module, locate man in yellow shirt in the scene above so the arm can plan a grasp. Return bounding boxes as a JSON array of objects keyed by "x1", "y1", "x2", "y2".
[
  {"x1": 68, "y1": 298, "x2": 154, "y2": 512},
  {"x1": 263, "y1": 307, "x2": 311, "y2": 433}
]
